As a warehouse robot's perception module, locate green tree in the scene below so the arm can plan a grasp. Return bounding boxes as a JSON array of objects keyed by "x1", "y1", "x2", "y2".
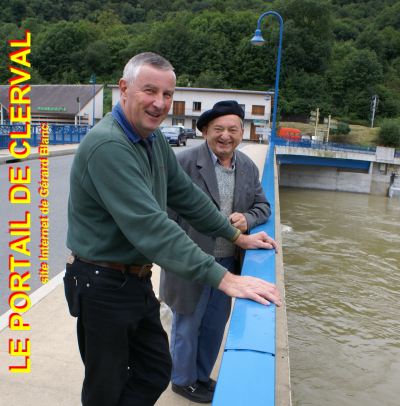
[
  {"x1": 32, "y1": 20, "x2": 99, "y2": 82},
  {"x1": 277, "y1": 0, "x2": 334, "y2": 74},
  {"x1": 327, "y1": 43, "x2": 383, "y2": 119},
  {"x1": 0, "y1": 23, "x2": 23, "y2": 83},
  {"x1": 357, "y1": 26, "x2": 400, "y2": 61},
  {"x1": 194, "y1": 70, "x2": 228, "y2": 88},
  {"x1": 280, "y1": 72, "x2": 331, "y2": 117},
  {"x1": 333, "y1": 18, "x2": 361, "y2": 41},
  {"x1": 0, "y1": 0, "x2": 399, "y2": 125},
  {"x1": 375, "y1": 84, "x2": 400, "y2": 119},
  {"x1": 378, "y1": 118, "x2": 400, "y2": 148}
]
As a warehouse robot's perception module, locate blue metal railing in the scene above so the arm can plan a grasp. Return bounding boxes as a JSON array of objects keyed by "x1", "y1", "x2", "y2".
[
  {"x1": 274, "y1": 138, "x2": 377, "y2": 154},
  {"x1": 214, "y1": 144, "x2": 277, "y2": 405},
  {"x1": 0, "y1": 124, "x2": 90, "y2": 148},
  {"x1": 275, "y1": 139, "x2": 400, "y2": 159}
]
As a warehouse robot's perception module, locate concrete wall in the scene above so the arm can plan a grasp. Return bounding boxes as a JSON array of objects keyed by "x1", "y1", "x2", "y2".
[
  {"x1": 278, "y1": 164, "x2": 373, "y2": 194},
  {"x1": 276, "y1": 145, "x2": 400, "y2": 196},
  {"x1": 370, "y1": 161, "x2": 399, "y2": 195}
]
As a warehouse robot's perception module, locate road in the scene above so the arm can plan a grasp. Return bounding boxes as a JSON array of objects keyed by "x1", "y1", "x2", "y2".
[{"x1": 0, "y1": 138, "x2": 204, "y2": 315}]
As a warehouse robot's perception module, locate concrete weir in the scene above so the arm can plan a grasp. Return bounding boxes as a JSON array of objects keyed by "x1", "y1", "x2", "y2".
[{"x1": 276, "y1": 145, "x2": 400, "y2": 196}]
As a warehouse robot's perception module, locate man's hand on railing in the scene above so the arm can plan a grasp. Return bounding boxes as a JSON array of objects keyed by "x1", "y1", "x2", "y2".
[
  {"x1": 234, "y1": 231, "x2": 279, "y2": 252},
  {"x1": 229, "y1": 212, "x2": 248, "y2": 232},
  {"x1": 218, "y1": 272, "x2": 282, "y2": 306}
]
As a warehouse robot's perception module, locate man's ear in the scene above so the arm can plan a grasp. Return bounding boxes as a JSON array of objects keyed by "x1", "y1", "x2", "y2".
[{"x1": 119, "y1": 78, "x2": 128, "y2": 100}]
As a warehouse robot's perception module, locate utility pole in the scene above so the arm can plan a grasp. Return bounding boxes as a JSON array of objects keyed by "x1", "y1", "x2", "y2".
[
  {"x1": 314, "y1": 107, "x2": 319, "y2": 139},
  {"x1": 370, "y1": 95, "x2": 378, "y2": 128},
  {"x1": 326, "y1": 114, "x2": 331, "y2": 143}
]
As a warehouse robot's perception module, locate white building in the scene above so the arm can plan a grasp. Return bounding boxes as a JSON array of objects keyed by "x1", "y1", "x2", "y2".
[{"x1": 111, "y1": 86, "x2": 273, "y2": 141}]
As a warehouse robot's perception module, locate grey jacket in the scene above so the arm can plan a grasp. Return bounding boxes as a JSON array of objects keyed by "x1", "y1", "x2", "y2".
[{"x1": 159, "y1": 142, "x2": 271, "y2": 314}]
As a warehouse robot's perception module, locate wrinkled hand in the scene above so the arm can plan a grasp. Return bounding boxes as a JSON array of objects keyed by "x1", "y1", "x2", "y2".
[
  {"x1": 229, "y1": 212, "x2": 248, "y2": 232},
  {"x1": 235, "y1": 231, "x2": 279, "y2": 252},
  {"x1": 218, "y1": 272, "x2": 282, "y2": 306}
]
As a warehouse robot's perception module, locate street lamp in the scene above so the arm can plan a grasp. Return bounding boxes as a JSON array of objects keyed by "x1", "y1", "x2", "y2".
[
  {"x1": 76, "y1": 96, "x2": 81, "y2": 126},
  {"x1": 89, "y1": 73, "x2": 96, "y2": 126},
  {"x1": 250, "y1": 11, "x2": 283, "y2": 144}
]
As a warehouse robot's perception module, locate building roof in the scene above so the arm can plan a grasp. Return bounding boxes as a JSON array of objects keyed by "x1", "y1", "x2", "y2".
[{"x1": 0, "y1": 84, "x2": 103, "y2": 115}]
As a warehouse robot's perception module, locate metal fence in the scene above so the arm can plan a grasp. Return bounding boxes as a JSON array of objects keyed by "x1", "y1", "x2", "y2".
[
  {"x1": 0, "y1": 124, "x2": 90, "y2": 148},
  {"x1": 274, "y1": 138, "x2": 378, "y2": 155}
]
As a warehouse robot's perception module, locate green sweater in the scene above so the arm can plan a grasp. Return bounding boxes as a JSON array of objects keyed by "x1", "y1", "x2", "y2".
[{"x1": 67, "y1": 113, "x2": 238, "y2": 288}]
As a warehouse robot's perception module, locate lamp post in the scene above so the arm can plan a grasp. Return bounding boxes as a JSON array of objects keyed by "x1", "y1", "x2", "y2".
[
  {"x1": 76, "y1": 96, "x2": 81, "y2": 126},
  {"x1": 89, "y1": 73, "x2": 96, "y2": 126},
  {"x1": 250, "y1": 11, "x2": 283, "y2": 144}
]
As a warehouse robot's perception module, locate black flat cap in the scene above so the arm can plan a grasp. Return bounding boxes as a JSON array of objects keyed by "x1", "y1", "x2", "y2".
[{"x1": 196, "y1": 100, "x2": 244, "y2": 131}]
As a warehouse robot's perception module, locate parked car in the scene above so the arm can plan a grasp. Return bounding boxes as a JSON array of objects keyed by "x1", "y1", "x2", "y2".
[
  {"x1": 160, "y1": 126, "x2": 187, "y2": 146},
  {"x1": 183, "y1": 128, "x2": 197, "y2": 139}
]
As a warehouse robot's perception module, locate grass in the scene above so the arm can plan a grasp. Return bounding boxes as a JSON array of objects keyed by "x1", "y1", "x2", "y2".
[
  {"x1": 347, "y1": 124, "x2": 379, "y2": 146},
  {"x1": 280, "y1": 121, "x2": 380, "y2": 146}
]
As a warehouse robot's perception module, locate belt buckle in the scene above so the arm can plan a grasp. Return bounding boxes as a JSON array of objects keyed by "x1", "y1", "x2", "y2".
[{"x1": 138, "y1": 264, "x2": 152, "y2": 278}]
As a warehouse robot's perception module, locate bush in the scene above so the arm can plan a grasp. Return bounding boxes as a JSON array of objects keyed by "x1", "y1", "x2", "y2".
[
  {"x1": 378, "y1": 118, "x2": 400, "y2": 147},
  {"x1": 331, "y1": 122, "x2": 351, "y2": 136},
  {"x1": 329, "y1": 121, "x2": 351, "y2": 143}
]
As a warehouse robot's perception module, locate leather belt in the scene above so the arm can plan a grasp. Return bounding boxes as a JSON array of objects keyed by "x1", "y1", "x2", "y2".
[{"x1": 71, "y1": 254, "x2": 152, "y2": 278}]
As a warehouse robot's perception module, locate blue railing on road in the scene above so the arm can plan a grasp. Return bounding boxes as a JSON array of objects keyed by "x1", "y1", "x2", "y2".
[
  {"x1": 213, "y1": 144, "x2": 277, "y2": 405},
  {"x1": 0, "y1": 124, "x2": 90, "y2": 149}
]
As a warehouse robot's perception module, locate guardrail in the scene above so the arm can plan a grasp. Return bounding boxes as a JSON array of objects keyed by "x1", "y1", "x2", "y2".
[
  {"x1": 274, "y1": 138, "x2": 377, "y2": 154},
  {"x1": 275, "y1": 138, "x2": 400, "y2": 159},
  {"x1": 213, "y1": 143, "x2": 278, "y2": 405},
  {"x1": 0, "y1": 124, "x2": 90, "y2": 148}
]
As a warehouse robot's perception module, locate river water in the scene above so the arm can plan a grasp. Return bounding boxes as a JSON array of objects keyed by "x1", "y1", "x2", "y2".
[{"x1": 279, "y1": 187, "x2": 400, "y2": 406}]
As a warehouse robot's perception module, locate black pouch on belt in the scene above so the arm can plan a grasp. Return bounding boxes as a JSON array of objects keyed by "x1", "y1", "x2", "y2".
[{"x1": 63, "y1": 263, "x2": 81, "y2": 317}]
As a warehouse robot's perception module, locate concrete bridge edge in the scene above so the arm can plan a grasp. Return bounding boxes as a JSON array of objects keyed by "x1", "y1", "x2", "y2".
[{"x1": 274, "y1": 155, "x2": 292, "y2": 406}]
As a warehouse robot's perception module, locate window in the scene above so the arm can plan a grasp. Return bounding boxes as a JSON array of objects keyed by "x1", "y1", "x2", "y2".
[
  {"x1": 173, "y1": 101, "x2": 185, "y2": 115},
  {"x1": 252, "y1": 105, "x2": 265, "y2": 115},
  {"x1": 193, "y1": 101, "x2": 201, "y2": 111},
  {"x1": 239, "y1": 104, "x2": 245, "y2": 116},
  {"x1": 192, "y1": 119, "x2": 197, "y2": 130}
]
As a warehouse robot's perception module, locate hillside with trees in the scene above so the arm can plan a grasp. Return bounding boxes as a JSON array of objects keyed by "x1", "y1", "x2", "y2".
[{"x1": 1, "y1": 0, "x2": 400, "y2": 134}]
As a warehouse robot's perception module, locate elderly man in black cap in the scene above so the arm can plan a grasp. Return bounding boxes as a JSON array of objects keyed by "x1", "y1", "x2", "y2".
[{"x1": 160, "y1": 100, "x2": 273, "y2": 403}]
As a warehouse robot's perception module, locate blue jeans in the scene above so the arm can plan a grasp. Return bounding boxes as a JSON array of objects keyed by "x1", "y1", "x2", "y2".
[{"x1": 170, "y1": 257, "x2": 235, "y2": 386}]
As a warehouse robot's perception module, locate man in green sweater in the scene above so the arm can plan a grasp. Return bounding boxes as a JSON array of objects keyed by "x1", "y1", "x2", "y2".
[{"x1": 64, "y1": 52, "x2": 281, "y2": 406}]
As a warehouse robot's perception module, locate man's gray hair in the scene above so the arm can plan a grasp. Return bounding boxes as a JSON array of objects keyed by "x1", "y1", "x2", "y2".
[{"x1": 122, "y1": 52, "x2": 174, "y2": 84}]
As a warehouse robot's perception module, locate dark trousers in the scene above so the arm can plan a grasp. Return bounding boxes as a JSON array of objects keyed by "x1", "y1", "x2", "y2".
[{"x1": 64, "y1": 260, "x2": 171, "y2": 406}]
